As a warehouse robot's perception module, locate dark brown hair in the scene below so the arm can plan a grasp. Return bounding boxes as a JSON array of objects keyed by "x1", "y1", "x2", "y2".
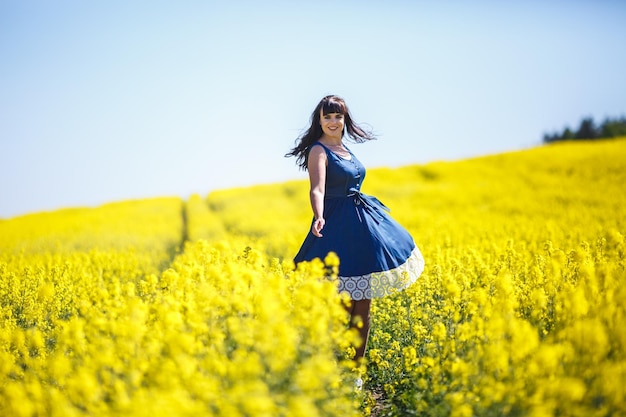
[{"x1": 285, "y1": 95, "x2": 375, "y2": 170}]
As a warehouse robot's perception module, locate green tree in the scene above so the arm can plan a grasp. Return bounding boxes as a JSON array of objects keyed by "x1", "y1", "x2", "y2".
[
  {"x1": 575, "y1": 117, "x2": 597, "y2": 139},
  {"x1": 562, "y1": 127, "x2": 574, "y2": 140},
  {"x1": 600, "y1": 117, "x2": 626, "y2": 138}
]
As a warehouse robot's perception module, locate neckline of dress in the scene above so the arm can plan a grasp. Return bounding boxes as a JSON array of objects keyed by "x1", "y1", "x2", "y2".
[{"x1": 317, "y1": 142, "x2": 352, "y2": 161}]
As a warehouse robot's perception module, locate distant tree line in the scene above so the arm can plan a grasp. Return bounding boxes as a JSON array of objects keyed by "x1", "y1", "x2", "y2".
[{"x1": 543, "y1": 115, "x2": 626, "y2": 143}]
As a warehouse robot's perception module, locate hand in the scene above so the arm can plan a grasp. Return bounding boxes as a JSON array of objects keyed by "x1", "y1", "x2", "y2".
[{"x1": 312, "y1": 218, "x2": 325, "y2": 237}]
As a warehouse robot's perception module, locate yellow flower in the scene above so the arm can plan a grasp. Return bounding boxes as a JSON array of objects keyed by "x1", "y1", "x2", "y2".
[{"x1": 432, "y1": 322, "x2": 447, "y2": 342}]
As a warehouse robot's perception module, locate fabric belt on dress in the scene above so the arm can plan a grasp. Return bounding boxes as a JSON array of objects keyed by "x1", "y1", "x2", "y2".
[{"x1": 326, "y1": 188, "x2": 389, "y2": 224}]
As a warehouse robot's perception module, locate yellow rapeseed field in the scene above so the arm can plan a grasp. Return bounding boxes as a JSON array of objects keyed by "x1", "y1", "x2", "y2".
[{"x1": 1, "y1": 138, "x2": 625, "y2": 416}]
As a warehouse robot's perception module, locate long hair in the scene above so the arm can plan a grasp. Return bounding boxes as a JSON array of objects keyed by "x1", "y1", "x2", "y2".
[{"x1": 285, "y1": 95, "x2": 376, "y2": 170}]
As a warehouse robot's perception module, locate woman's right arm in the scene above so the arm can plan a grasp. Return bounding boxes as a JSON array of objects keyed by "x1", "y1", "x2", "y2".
[{"x1": 307, "y1": 145, "x2": 327, "y2": 237}]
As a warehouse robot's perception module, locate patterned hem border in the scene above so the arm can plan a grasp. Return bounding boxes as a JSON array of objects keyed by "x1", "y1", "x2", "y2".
[{"x1": 337, "y1": 246, "x2": 425, "y2": 300}]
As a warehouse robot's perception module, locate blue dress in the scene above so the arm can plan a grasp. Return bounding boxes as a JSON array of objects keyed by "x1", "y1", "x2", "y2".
[{"x1": 294, "y1": 142, "x2": 424, "y2": 300}]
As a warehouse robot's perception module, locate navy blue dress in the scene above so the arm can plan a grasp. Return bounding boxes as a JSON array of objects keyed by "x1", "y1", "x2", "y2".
[{"x1": 294, "y1": 142, "x2": 424, "y2": 300}]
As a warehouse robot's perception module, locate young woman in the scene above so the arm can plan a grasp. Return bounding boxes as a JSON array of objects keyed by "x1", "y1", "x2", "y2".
[{"x1": 286, "y1": 95, "x2": 425, "y2": 364}]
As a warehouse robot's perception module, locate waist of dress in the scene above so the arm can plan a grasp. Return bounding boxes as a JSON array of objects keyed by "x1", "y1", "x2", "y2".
[
  {"x1": 325, "y1": 188, "x2": 389, "y2": 212},
  {"x1": 325, "y1": 187, "x2": 362, "y2": 199}
]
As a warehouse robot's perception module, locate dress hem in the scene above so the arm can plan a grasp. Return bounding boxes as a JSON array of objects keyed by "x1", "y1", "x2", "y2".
[{"x1": 337, "y1": 246, "x2": 425, "y2": 301}]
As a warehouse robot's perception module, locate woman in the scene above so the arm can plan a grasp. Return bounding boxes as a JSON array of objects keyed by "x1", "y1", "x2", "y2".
[{"x1": 286, "y1": 95, "x2": 425, "y2": 364}]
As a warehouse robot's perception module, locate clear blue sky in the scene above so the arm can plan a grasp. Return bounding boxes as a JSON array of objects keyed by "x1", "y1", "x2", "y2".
[{"x1": 1, "y1": 1, "x2": 625, "y2": 219}]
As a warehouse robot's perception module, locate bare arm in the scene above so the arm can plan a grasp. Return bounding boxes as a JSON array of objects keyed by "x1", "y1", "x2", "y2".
[{"x1": 307, "y1": 145, "x2": 327, "y2": 237}]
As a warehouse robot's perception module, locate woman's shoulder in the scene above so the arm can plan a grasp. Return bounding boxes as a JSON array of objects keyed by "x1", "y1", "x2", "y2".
[
  {"x1": 308, "y1": 141, "x2": 329, "y2": 154},
  {"x1": 310, "y1": 141, "x2": 327, "y2": 150},
  {"x1": 308, "y1": 142, "x2": 328, "y2": 156}
]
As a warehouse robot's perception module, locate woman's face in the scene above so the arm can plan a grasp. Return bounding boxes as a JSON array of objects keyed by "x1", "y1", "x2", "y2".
[{"x1": 320, "y1": 111, "x2": 344, "y2": 140}]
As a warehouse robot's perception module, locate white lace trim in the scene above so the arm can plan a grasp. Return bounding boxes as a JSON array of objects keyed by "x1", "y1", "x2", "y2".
[{"x1": 337, "y1": 246, "x2": 425, "y2": 300}]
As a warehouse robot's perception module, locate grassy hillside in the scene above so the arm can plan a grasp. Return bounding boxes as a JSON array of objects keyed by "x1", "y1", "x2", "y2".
[{"x1": 1, "y1": 138, "x2": 625, "y2": 416}]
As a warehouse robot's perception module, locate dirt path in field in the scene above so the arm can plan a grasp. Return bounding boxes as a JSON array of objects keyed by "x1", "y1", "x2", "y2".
[
  {"x1": 161, "y1": 199, "x2": 190, "y2": 272},
  {"x1": 181, "y1": 200, "x2": 189, "y2": 246},
  {"x1": 368, "y1": 387, "x2": 386, "y2": 417}
]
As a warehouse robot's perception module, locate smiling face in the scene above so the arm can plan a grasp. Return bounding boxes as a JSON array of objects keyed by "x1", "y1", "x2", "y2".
[{"x1": 320, "y1": 111, "x2": 345, "y2": 141}]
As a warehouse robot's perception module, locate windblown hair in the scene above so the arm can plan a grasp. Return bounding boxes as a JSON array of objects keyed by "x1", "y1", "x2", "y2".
[{"x1": 285, "y1": 95, "x2": 376, "y2": 170}]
